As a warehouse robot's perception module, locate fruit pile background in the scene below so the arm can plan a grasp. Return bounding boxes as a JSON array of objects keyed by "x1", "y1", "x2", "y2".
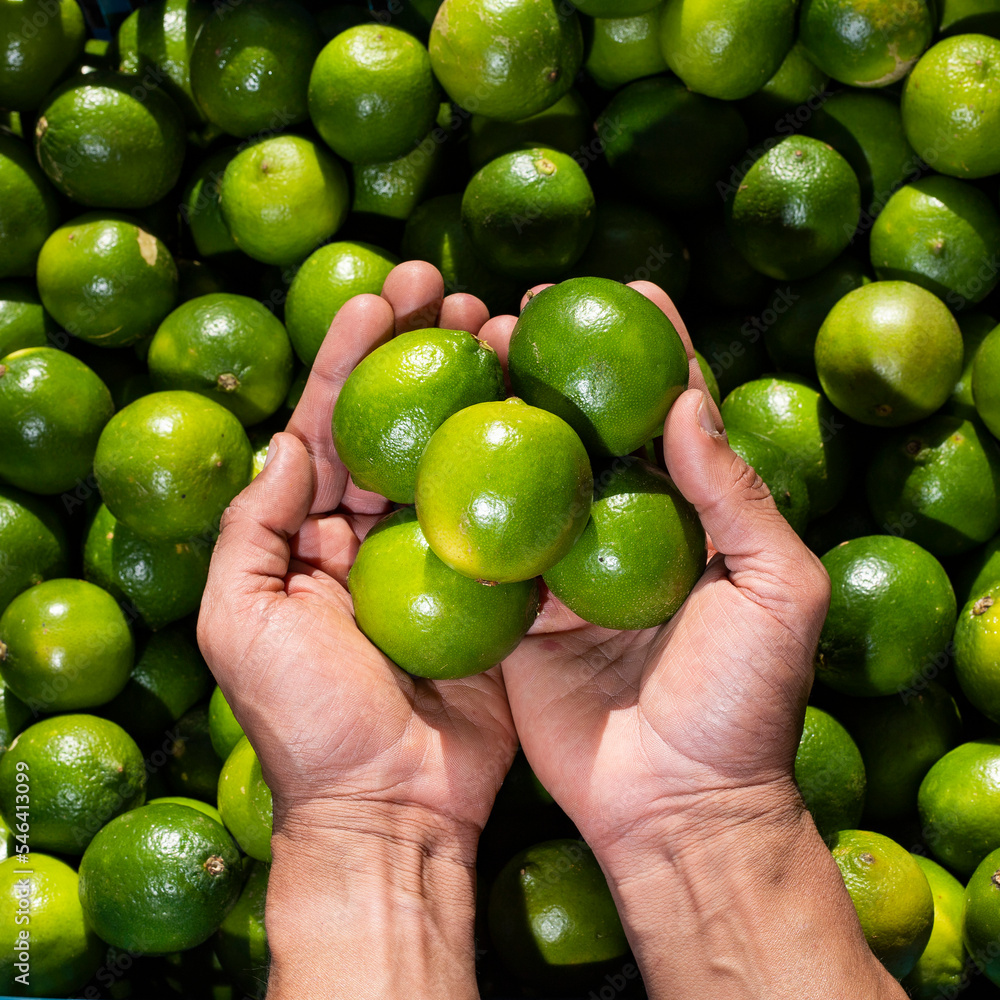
[{"x1": 2, "y1": 0, "x2": 1000, "y2": 996}]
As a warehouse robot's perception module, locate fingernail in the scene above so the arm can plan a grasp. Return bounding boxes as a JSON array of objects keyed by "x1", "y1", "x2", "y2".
[
  {"x1": 697, "y1": 396, "x2": 725, "y2": 438},
  {"x1": 262, "y1": 437, "x2": 279, "y2": 470}
]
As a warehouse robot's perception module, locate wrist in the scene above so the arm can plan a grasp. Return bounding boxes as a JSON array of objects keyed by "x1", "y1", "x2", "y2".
[{"x1": 264, "y1": 800, "x2": 479, "y2": 1000}]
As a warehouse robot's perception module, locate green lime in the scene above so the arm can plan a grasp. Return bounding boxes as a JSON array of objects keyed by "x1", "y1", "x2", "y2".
[
  {"x1": 952, "y1": 531, "x2": 1000, "y2": 608},
  {"x1": 946, "y1": 311, "x2": 996, "y2": 420},
  {"x1": 727, "y1": 429, "x2": 811, "y2": 534},
  {"x1": 0, "y1": 347, "x2": 113, "y2": 495},
  {"x1": 954, "y1": 585, "x2": 1000, "y2": 724},
  {"x1": 114, "y1": 0, "x2": 209, "y2": 127},
  {"x1": 939, "y1": 0, "x2": 1000, "y2": 35},
  {"x1": 815, "y1": 280, "x2": 963, "y2": 427},
  {"x1": 333, "y1": 328, "x2": 504, "y2": 503},
  {"x1": 101, "y1": 625, "x2": 213, "y2": 748},
  {"x1": 36, "y1": 212, "x2": 178, "y2": 348},
  {"x1": 349, "y1": 507, "x2": 540, "y2": 678},
  {"x1": 166, "y1": 706, "x2": 222, "y2": 803},
  {"x1": 0, "y1": 714, "x2": 145, "y2": 854},
  {"x1": 308, "y1": 25, "x2": 438, "y2": 164},
  {"x1": 148, "y1": 796, "x2": 224, "y2": 826},
  {"x1": 148, "y1": 293, "x2": 294, "y2": 427},
  {"x1": 800, "y1": 0, "x2": 934, "y2": 87},
  {"x1": 351, "y1": 130, "x2": 444, "y2": 220},
  {"x1": 918, "y1": 739, "x2": 1000, "y2": 876},
  {"x1": 843, "y1": 681, "x2": 962, "y2": 823},
  {"x1": 488, "y1": 839, "x2": 628, "y2": 991},
  {"x1": 461, "y1": 146, "x2": 594, "y2": 282},
  {"x1": 285, "y1": 241, "x2": 399, "y2": 365},
  {"x1": 220, "y1": 135, "x2": 349, "y2": 267},
  {"x1": 763, "y1": 255, "x2": 870, "y2": 378},
  {"x1": 543, "y1": 457, "x2": 705, "y2": 630},
  {"x1": 871, "y1": 177, "x2": 1000, "y2": 305},
  {"x1": 728, "y1": 135, "x2": 861, "y2": 281},
  {"x1": 585, "y1": 6, "x2": 667, "y2": 90},
  {"x1": 215, "y1": 859, "x2": 269, "y2": 997},
  {"x1": 428, "y1": 0, "x2": 583, "y2": 121},
  {"x1": 94, "y1": 390, "x2": 253, "y2": 542},
  {"x1": 0, "y1": 280, "x2": 56, "y2": 357},
  {"x1": 0, "y1": 854, "x2": 104, "y2": 997},
  {"x1": 0, "y1": 677, "x2": 29, "y2": 761},
  {"x1": 508, "y1": 277, "x2": 689, "y2": 457},
  {"x1": 817, "y1": 536, "x2": 957, "y2": 697},
  {"x1": 598, "y1": 76, "x2": 750, "y2": 213},
  {"x1": 659, "y1": 0, "x2": 798, "y2": 100},
  {"x1": 467, "y1": 90, "x2": 590, "y2": 170},
  {"x1": 83, "y1": 503, "x2": 213, "y2": 631},
  {"x1": 684, "y1": 219, "x2": 770, "y2": 309},
  {"x1": 217, "y1": 735, "x2": 272, "y2": 863},
  {"x1": 35, "y1": 71, "x2": 185, "y2": 209},
  {"x1": 902, "y1": 34, "x2": 1000, "y2": 179},
  {"x1": 79, "y1": 802, "x2": 242, "y2": 954},
  {"x1": 794, "y1": 706, "x2": 866, "y2": 839},
  {"x1": 830, "y1": 829, "x2": 934, "y2": 979},
  {"x1": 0, "y1": 0, "x2": 85, "y2": 112},
  {"x1": 180, "y1": 149, "x2": 239, "y2": 259},
  {"x1": 738, "y1": 41, "x2": 830, "y2": 131},
  {"x1": 720, "y1": 375, "x2": 850, "y2": 518},
  {"x1": 963, "y1": 847, "x2": 1000, "y2": 986},
  {"x1": 901, "y1": 854, "x2": 968, "y2": 1000},
  {"x1": 0, "y1": 486, "x2": 69, "y2": 615},
  {"x1": 208, "y1": 685, "x2": 245, "y2": 762},
  {"x1": 973, "y1": 321, "x2": 1000, "y2": 438},
  {"x1": 689, "y1": 314, "x2": 769, "y2": 399},
  {"x1": 0, "y1": 578, "x2": 134, "y2": 713},
  {"x1": 570, "y1": 201, "x2": 690, "y2": 302},
  {"x1": 189, "y1": 0, "x2": 320, "y2": 137},
  {"x1": 0, "y1": 134, "x2": 59, "y2": 280},
  {"x1": 866, "y1": 414, "x2": 1000, "y2": 558},
  {"x1": 804, "y1": 90, "x2": 918, "y2": 219}
]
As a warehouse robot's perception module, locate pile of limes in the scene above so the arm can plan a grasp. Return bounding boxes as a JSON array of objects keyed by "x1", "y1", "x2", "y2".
[{"x1": 1, "y1": 0, "x2": 1000, "y2": 995}]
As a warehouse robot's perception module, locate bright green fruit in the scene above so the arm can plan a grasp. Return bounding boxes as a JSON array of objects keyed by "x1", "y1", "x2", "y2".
[
  {"x1": 218, "y1": 736, "x2": 272, "y2": 863},
  {"x1": 973, "y1": 321, "x2": 1000, "y2": 438},
  {"x1": 599, "y1": 76, "x2": 749, "y2": 213},
  {"x1": 508, "y1": 277, "x2": 688, "y2": 457},
  {"x1": 0, "y1": 854, "x2": 103, "y2": 998},
  {"x1": 954, "y1": 585, "x2": 1000, "y2": 724},
  {"x1": 817, "y1": 536, "x2": 956, "y2": 697},
  {"x1": 871, "y1": 177, "x2": 1000, "y2": 305},
  {"x1": 938, "y1": 0, "x2": 1000, "y2": 35},
  {"x1": 215, "y1": 859, "x2": 270, "y2": 998},
  {"x1": 285, "y1": 241, "x2": 399, "y2": 365},
  {"x1": 585, "y1": 6, "x2": 667, "y2": 90},
  {"x1": 220, "y1": 135, "x2": 349, "y2": 267},
  {"x1": 963, "y1": 847, "x2": 1000, "y2": 986},
  {"x1": 488, "y1": 840, "x2": 628, "y2": 991},
  {"x1": 739, "y1": 42, "x2": 830, "y2": 130},
  {"x1": 918, "y1": 739, "x2": 1000, "y2": 876},
  {"x1": 95, "y1": 390, "x2": 253, "y2": 542},
  {"x1": 902, "y1": 34, "x2": 1000, "y2": 178},
  {"x1": 308, "y1": 25, "x2": 438, "y2": 164},
  {"x1": 727, "y1": 429, "x2": 810, "y2": 534},
  {"x1": 189, "y1": 0, "x2": 320, "y2": 137},
  {"x1": 843, "y1": 681, "x2": 962, "y2": 823},
  {"x1": 0, "y1": 578, "x2": 134, "y2": 713},
  {"x1": 333, "y1": 328, "x2": 504, "y2": 503},
  {"x1": 461, "y1": 146, "x2": 595, "y2": 282},
  {"x1": 180, "y1": 149, "x2": 238, "y2": 259},
  {"x1": 352, "y1": 130, "x2": 444, "y2": 221},
  {"x1": 36, "y1": 213, "x2": 178, "y2": 348},
  {"x1": 543, "y1": 457, "x2": 704, "y2": 630},
  {"x1": 428, "y1": 0, "x2": 583, "y2": 121},
  {"x1": 349, "y1": 508, "x2": 539, "y2": 678},
  {"x1": 0, "y1": 134, "x2": 59, "y2": 280},
  {"x1": 148, "y1": 796, "x2": 223, "y2": 826},
  {"x1": 659, "y1": 0, "x2": 797, "y2": 100},
  {"x1": 35, "y1": 71, "x2": 185, "y2": 209},
  {"x1": 720, "y1": 375, "x2": 850, "y2": 518},
  {"x1": 0, "y1": 280, "x2": 57, "y2": 357},
  {"x1": 0, "y1": 486, "x2": 68, "y2": 616},
  {"x1": 830, "y1": 829, "x2": 934, "y2": 979},
  {"x1": 79, "y1": 802, "x2": 242, "y2": 954},
  {"x1": 952, "y1": 531, "x2": 1000, "y2": 608},
  {"x1": 728, "y1": 135, "x2": 861, "y2": 281},
  {"x1": 209, "y1": 685, "x2": 244, "y2": 761},
  {"x1": 0, "y1": 714, "x2": 145, "y2": 855},
  {"x1": 815, "y1": 281, "x2": 963, "y2": 427},
  {"x1": 866, "y1": 415, "x2": 1000, "y2": 558},
  {"x1": 0, "y1": 0, "x2": 85, "y2": 111},
  {"x1": 794, "y1": 706, "x2": 866, "y2": 839},
  {"x1": 149, "y1": 293, "x2": 294, "y2": 426}
]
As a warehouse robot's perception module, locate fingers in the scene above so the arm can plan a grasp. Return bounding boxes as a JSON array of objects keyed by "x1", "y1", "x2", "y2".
[
  {"x1": 286, "y1": 293, "x2": 395, "y2": 514},
  {"x1": 291, "y1": 513, "x2": 360, "y2": 587},
  {"x1": 382, "y1": 260, "x2": 445, "y2": 333},
  {"x1": 198, "y1": 432, "x2": 315, "y2": 679},
  {"x1": 477, "y1": 314, "x2": 517, "y2": 375},
  {"x1": 440, "y1": 292, "x2": 490, "y2": 335},
  {"x1": 520, "y1": 283, "x2": 553, "y2": 310}
]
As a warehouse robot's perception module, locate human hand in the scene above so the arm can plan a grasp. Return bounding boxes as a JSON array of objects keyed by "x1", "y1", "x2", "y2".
[{"x1": 197, "y1": 262, "x2": 517, "y2": 1000}]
